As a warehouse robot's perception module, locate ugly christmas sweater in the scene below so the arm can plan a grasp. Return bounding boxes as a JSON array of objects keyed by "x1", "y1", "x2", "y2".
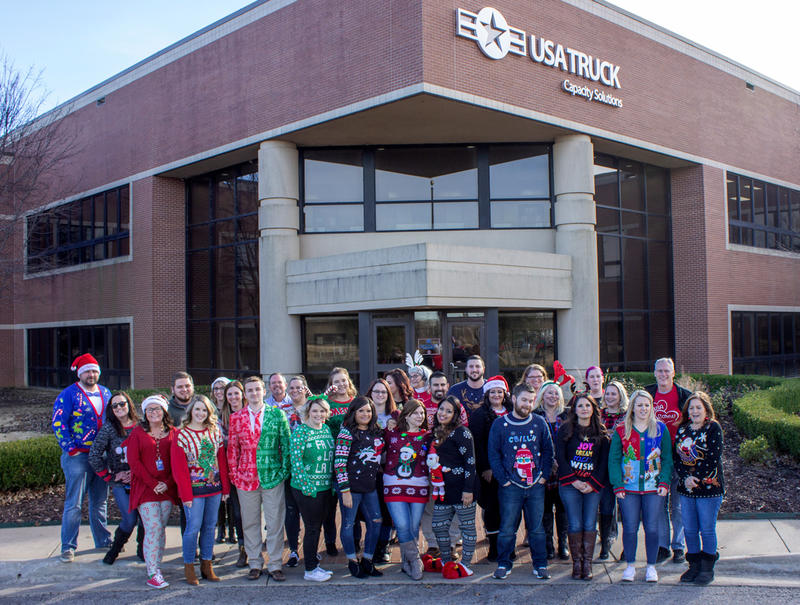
[
  {"x1": 601, "y1": 408, "x2": 625, "y2": 431},
  {"x1": 124, "y1": 425, "x2": 179, "y2": 510},
  {"x1": 171, "y1": 426, "x2": 230, "y2": 503},
  {"x1": 674, "y1": 420, "x2": 725, "y2": 498},
  {"x1": 52, "y1": 383, "x2": 111, "y2": 454},
  {"x1": 290, "y1": 423, "x2": 334, "y2": 497},
  {"x1": 486, "y1": 412, "x2": 553, "y2": 489},
  {"x1": 609, "y1": 421, "x2": 673, "y2": 495},
  {"x1": 383, "y1": 428, "x2": 433, "y2": 503},
  {"x1": 555, "y1": 424, "x2": 610, "y2": 492},
  {"x1": 326, "y1": 397, "x2": 352, "y2": 442},
  {"x1": 88, "y1": 422, "x2": 134, "y2": 489},
  {"x1": 334, "y1": 427, "x2": 384, "y2": 493},
  {"x1": 432, "y1": 425, "x2": 478, "y2": 505}
]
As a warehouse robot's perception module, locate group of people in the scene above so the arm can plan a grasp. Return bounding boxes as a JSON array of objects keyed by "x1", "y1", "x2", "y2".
[{"x1": 52, "y1": 353, "x2": 724, "y2": 588}]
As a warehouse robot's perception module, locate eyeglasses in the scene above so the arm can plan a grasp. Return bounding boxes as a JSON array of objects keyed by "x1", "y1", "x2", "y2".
[
  {"x1": 371, "y1": 389, "x2": 388, "y2": 395},
  {"x1": 111, "y1": 401, "x2": 128, "y2": 409}
]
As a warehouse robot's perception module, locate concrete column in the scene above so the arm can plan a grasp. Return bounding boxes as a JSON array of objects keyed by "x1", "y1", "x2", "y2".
[
  {"x1": 258, "y1": 140, "x2": 302, "y2": 377},
  {"x1": 553, "y1": 134, "x2": 599, "y2": 379}
]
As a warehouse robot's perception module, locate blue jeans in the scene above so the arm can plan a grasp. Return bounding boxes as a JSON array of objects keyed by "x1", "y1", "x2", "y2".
[
  {"x1": 340, "y1": 490, "x2": 382, "y2": 559},
  {"x1": 60, "y1": 451, "x2": 110, "y2": 551},
  {"x1": 498, "y1": 483, "x2": 547, "y2": 569},
  {"x1": 386, "y1": 501, "x2": 425, "y2": 543},
  {"x1": 599, "y1": 484, "x2": 617, "y2": 516},
  {"x1": 618, "y1": 492, "x2": 663, "y2": 564},
  {"x1": 182, "y1": 493, "x2": 222, "y2": 563},
  {"x1": 659, "y1": 473, "x2": 685, "y2": 550},
  {"x1": 680, "y1": 495, "x2": 722, "y2": 554},
  {"x1": 558, "y1": 485, "x2": 601, "y2": 533},
  {"x1": 110, "y1": 485, "x2": 139, "y2": 533}
]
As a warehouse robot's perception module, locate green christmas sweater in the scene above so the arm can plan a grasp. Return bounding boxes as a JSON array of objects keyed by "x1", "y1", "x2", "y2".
[{"x1": 290, "y1": 423, "x2": 334, "y2": 497}]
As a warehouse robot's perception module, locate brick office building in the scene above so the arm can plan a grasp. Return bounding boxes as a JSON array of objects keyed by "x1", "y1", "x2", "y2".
[{"x1": 2, "y1": 0, "x2": 799, "y2": 391}]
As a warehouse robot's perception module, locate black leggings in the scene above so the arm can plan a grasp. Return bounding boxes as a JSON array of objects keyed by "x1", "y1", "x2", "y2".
[
  {"x1": 293, "y1": 488, "x2": 333, "y2": 571},
  {"x1": 478, "y1": 476, "x2": 501, "y2": 534}
]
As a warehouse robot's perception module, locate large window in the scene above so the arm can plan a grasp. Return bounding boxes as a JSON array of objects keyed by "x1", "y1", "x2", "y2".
[
  {"x1": 28, "y1": 323, "x2": 131, "y2": 389},
  {"x1": 595, "y1": 155, "x2": 673, "y2": 371},
  {"x1": 26, "y1": 185, "x2": 130, "y2": 273},
  {"x1": 498, "y1": 311, "x2": 555, "y2": 384},
  {"x1": 727, "y1": 172, "x2": 800, "y2": 252},
  {"x1": 303, "y1": 315, "x2": 359, "y2": 391},
  {"x1": 301, "y1": 144, "x2": 552, "y2": 232},
  {"x1": 732, "y1": 311, "x2": 800, "y2": 377},
  {"x1": 186, "y1": 162, "x2": 260, "y2": 383}
]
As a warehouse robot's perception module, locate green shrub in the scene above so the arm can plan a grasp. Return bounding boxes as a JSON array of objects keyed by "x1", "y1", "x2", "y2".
[
  {"x1": 733, "y1": 379, "x2": 800, "y2": 460},
  {"x1": 0, "y1": 435, "x2": 63, "y2": 491},
  {"x1": 739, "y1": 435, "x2": 772, "y2": 465}
]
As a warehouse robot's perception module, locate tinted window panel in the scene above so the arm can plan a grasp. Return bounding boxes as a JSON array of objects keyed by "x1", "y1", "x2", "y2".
[{"x1": 489, "y1": 146, "x2": 549, "y2": 199}]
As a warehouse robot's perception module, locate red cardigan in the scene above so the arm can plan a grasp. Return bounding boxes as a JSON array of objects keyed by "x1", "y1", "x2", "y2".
[{"x1": 124, "y1": 425, "x2": 179, "y2": 511}]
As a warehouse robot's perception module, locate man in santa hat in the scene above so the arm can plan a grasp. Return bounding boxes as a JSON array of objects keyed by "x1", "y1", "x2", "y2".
[{"x1": 51, "y1": 353, "x2": 113, "y2": 562}]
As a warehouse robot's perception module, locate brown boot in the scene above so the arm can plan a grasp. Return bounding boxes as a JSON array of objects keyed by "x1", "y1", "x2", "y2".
[
  {"x1": 581, "y1": 530, "x2": 597, "y2": 580},
  {"x1": 235, "y1": 545, "x2": 248, "y2": 568},
  {"x1": 200, "y1": 559, "x2": 220, "y2": 582},
  {"x1": 567, "y1": 532, "x2": 583, "y2": 580},
  {"x1": 184, "y1": 563, "x2": 199, "y2": 586}
]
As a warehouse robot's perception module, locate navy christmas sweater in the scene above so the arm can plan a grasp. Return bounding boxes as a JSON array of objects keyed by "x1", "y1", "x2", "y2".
[{"x1": 487, "y1": 412, "x2": 553, "y2": 489}]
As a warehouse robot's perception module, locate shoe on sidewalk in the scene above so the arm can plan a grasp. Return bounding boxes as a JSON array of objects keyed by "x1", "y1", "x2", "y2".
[
  {"x1": 60, "y1": 550, "x2": 74, "y2": 563},
  {"x1": 533, "y1": 566, "x2": 551, "y2": 580},
  {"x1": 621, "y1": 565, "x2": 636, "y2": 582},
  {"x1": 146, "y1": 572, "x2": 169, "y2": 589},
  {"x1": 645, "y1": 565, "x2": 658, "y2": 583},
  {"x1": 287, "y1": 551, "x2": 299, "y2": 567},
  {"x1": 493, "y1": 566, "x2": 510, "y2": 579},
  {"x1": 672, "y1": 549, "x2": 685, "y2": 564},
  {"x1": 656, "y1": 547, "x2": 670, "y2": 563},
  {"x1": 305, "y1": 567, "x2": 333, "y2": 582}
]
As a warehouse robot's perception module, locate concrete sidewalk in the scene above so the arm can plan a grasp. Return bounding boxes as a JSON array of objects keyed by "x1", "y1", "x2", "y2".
[{"x1": 0, "y1": 519, "x2": 799, "y2": 593}]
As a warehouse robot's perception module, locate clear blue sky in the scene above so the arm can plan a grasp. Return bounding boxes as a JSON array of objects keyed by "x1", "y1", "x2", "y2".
[{"x1": 0, "y1": 0, "x2": 797, "y2": 116}]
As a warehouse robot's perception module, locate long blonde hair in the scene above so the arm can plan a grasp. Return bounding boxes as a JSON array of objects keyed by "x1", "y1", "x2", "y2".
[
  {"x1": 533, "y1": 381, "x2": 565, "y2": 415},
  {"x1": 182, "y1": 394, "x2": 220, "y2": 433},
  {"x1": 602, "y1": 380, "x2": 629, "y2": 413},
  {"x1": 623, "y1": 389, "x2": 659, "y2": 439}
]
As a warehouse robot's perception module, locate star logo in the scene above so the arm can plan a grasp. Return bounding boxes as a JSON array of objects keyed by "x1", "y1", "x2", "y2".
[{"x1": 475, "y1": 7, "x2": 510, "y2": 59}]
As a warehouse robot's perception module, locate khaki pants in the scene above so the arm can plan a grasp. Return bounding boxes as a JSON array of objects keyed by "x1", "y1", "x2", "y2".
[{"x1": 238, "y1": 483, "x2": 286, "y2": 572}]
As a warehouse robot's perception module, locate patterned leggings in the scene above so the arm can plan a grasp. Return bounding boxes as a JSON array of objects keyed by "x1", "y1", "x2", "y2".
[
  {"x1": 432, "y1": 502, "x2": 477, "y2": 566},
  {"x1": 139, "y1": 500, "x2": 172, "y2": 576}
]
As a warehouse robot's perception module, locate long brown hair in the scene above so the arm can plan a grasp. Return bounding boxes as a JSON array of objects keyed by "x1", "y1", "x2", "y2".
[
  {"x1": 396, "y1": 398, "x2": 428, "y2": 432},
  {"x1": 432, "y1": 396, "x2": 463, "y2": 444},
  {"x1": 386, "y1": 368, "x2": 414, "y2": 403},
  {"x1": 327, "y1": 367, "x2": 358, "y2": 401},
  {"x1": 558, "y1": 394, "x2": 607, "y2": 442},
  {"x1": 366, "y1": 378, "x2": 397, "y2": 415},
  {"x1": 221, "y1": 380, "x2": 244, "y2": 429},
  {"x1": 105, "y1": 391, "x2": 140, "y2": 438}
]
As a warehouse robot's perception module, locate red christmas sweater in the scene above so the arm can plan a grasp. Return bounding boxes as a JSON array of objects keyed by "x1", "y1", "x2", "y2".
[
  {"x1": 171, "y1": 426, "x2": 231, "y2": 503},
  {"x1": 124, "y1": 425, "x2": 179, "y2": 511},
  {"x1": 383, "y1": 428, "x2": 433, "y2": 503}
]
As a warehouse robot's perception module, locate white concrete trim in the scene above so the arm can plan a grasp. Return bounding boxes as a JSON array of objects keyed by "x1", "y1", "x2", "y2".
[
  {"x1": 727, "y1": 305, "x2": 800, "y2": 314},
  {"x1": 564, "y1": 0, "x2": 800, "y2": 102},
  {"x1": 22, "y1": 253, "x2": 132, "y2": 280},
  {"x1": 0, "y1": 316, "x2": 134, "y2": 330},
  {"x1": 725, "y1": 243, "x2": 800, "y2": 260}
]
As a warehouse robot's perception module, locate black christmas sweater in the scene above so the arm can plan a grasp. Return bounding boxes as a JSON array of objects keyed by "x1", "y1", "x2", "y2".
[
  {"x1": 469, "y1": 403, "x2": 510, "y2": 474},
  {"x1": 674, "y1": 420, "x2": 725, "y2": 498},
  {"x1": 334, "y1": 426, "x2": 384, "y2": 493},
  {"x1": 432, "y1": 425, "x2": 478, "y2": 505},
  {"x1": 555, "y1": 424, "x2": 610, "y2": 492}
]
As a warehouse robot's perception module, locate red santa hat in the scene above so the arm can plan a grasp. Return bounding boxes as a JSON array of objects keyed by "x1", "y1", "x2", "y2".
[
  {"x1": 70, "y1": 353, "x2": 100, "y2": 377},
  {"x1": 442, "y1": 560, "x2": 474, "y2": 579},
  {"x1": 483, "y1": 375, "x2": 509, "y2": 393}
]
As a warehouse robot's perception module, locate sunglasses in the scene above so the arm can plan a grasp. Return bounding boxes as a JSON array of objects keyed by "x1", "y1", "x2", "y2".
[{"x1": 111, "y1": 401, "x2": 128, "y2": 409}]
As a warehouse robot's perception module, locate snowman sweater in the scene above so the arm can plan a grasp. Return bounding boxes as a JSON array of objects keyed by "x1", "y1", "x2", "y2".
[
  {"x1": 383, "y1": 428, "x2": 433, "y2": 503},
  {"x1": 334, "y1": 427, "x2": 384, "y2": 493},
  {"x1": 487, "y1": 412, "x2": 553, "y2": 489}
]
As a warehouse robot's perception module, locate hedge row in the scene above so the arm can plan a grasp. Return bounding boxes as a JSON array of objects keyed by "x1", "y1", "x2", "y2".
[
  {"x1": 607, "y1": 372, "x2": 784, "y2": 393},
  {"x1": 0, "y1": 435, "x2": 63, "y2": 491},
  {"x1": 732, "y1": 379, "x2": 800, "y2": 460}
]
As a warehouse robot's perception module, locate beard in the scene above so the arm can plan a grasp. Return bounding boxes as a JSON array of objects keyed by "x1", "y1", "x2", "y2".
[{"x1": 174, "y1": 393, "x2": 192, "y2": 404}]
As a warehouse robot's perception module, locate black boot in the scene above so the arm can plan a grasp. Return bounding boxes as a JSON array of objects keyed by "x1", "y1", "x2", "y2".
[
  {"x1": 545, "y1": 528, "x2": 555, "y2": 560},
  {"x1": 227, "y1": 499, "x2": 237, "y2": 544},
  {"x1": 557, "y1": 532, "x2": 570, "y2": 560},
  {"x1": 694, "y1": 551, "x2": 718, "y2": 585},
  {"x1": 487, "y1": 534, "x2": 498, "y2": 562},
  {"x1": 103, "y1": 527, "x2": 132, "y2": 565},
  {"x1": 360, "y1": 557, "x2": 383, "y2": 577},
  {"x1": 216, "y1": 502, "x2": 227, "y2": 543},
  {"x1": 136, "y1": 524, "x2": 145, "y2": 562},
  {"x1": 374, "y1": 539, "x2": 391, "y2": 564},
  {"x1": 680, "y1": 552, "x2": 701, "y2": 583},
  {"x1": 598, "y1": 514, "x2": 614, "y2": 560}
]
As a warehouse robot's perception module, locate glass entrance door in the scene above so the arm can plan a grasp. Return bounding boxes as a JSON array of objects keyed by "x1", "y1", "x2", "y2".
[
  {"x1": 374, "y1": 313, "x2": 413, "y2": 378},
  {"x1": 443, "y1": 312, "x2": 485, "y2": 384}
]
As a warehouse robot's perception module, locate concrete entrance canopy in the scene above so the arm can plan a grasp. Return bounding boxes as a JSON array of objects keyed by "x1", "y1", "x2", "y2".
[{"x1": 285, "y1": 242, "x2": 571, "y2": 314}]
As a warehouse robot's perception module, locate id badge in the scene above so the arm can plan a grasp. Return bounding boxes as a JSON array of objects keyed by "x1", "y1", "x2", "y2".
[{"x1": 156, "y1": 458, "x2": 164, "y2": 471}]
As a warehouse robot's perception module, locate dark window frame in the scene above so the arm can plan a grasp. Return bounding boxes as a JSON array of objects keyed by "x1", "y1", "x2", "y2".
[{"x1": 732, "y1": 310, "x2": 800, "y2": 377}]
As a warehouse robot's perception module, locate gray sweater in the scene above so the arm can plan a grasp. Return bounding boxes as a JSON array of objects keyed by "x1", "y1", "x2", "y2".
[{"x1": 88, "y1": 422, "x2": 135, "y2": 488}]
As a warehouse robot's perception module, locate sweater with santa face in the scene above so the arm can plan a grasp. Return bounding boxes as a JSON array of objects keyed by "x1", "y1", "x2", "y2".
[
  {"x1": 674, "y1": 420, "x2": 725, "y2": 498},
  {"x1": 487, "y1": 411, "x2": 553, "y2": 489}
]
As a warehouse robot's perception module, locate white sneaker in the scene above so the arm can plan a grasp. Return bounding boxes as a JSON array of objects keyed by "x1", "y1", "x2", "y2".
[
  {"x1": 304, "y1": 567, "x2": 332, "y2": 582},
  {"x1": 621, "y1": 565, "x2": 636, "y2": 582},
  {"x1": 59, "y1": 550, "x2": 74, "y2": 563},
  {"x1": 316, "y1": 565, "x2": 333, "y2": 576},
  {"x1": 645, "y1": 565, "x2": 658, "y2": 583}
]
